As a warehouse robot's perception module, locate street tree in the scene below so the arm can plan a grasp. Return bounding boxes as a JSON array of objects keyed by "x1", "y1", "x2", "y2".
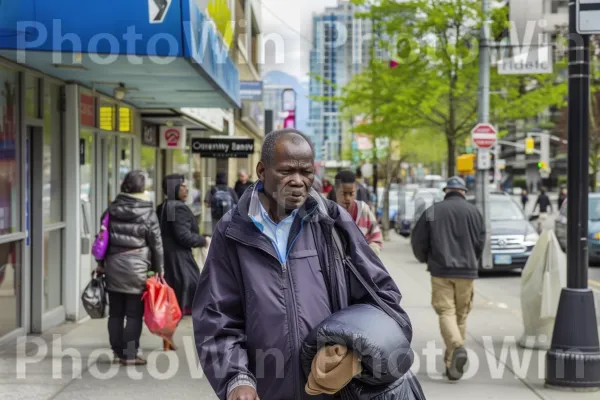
[{"x1": 370, "y1": 0, "x2": 482, "y2": 175}]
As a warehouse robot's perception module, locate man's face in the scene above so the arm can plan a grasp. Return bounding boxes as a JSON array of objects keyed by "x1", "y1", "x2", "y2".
[
  {"x1": 178, "y1": 182, "x2": 189, "y2": 201},
  {"x1": 239, "y1": 172, "x2": 248, "y2": 183},
  {"x1": 336, "y1": 183, "x2": 357, "y2": 212},
  {"x1": 257, "y1": 136, "x2": 315, "y2": 212}
]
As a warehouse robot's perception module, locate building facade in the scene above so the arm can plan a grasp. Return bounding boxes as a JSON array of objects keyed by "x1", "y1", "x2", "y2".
[
  {"x1": 0, "y1": 0, "x2": 241, "y2": 343},
  {"x1": 308, "y1": 0, "x2": 373, "y2": 162}
]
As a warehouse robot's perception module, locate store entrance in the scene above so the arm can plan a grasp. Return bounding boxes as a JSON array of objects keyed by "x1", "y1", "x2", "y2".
[{"x1": 28, "y1": 123, "x2": 66, "y2": 332}]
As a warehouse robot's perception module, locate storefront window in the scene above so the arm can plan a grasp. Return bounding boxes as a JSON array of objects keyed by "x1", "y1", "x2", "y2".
[
  {"x1": 25, "y1": 75, "x2": 39, "y2": 119},
  {"x1": 141, "y1": 147, "x2": 157, "y2": 205},
  {"x1": 43, "y1": 82, "x2": 63, "y2": 224},
  {"x1": 120, "y1": 136, "x2": 133, "y2": 185},
  {"x1": 0, "y1": 65, "x2": 20, "y2": 235},
  {"x1": 0, "y1": 242, "x2": 21, "y2": 336}
]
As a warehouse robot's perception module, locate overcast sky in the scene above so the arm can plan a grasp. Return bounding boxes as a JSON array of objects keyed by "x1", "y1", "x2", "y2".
[{"x1": 260, "y1": 0, "x2": 338, "y2": 80}]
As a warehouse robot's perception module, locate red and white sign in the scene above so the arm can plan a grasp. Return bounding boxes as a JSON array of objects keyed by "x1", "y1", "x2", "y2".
[
  {"x1": 159, "y1": 126, "x2": 187, "y2": 149},
  {"x1": 80, "y1": 94, "x2": 95, "y2": 126},
  {"x1": 471, "y1": 123, "x2": 497, "y2": 149}
]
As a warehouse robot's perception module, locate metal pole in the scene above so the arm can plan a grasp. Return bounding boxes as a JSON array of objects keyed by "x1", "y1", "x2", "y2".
[
  {"x1": 493, "y1": 144, "x2": 501, "y2": 190},
  {"x1": 545, "y1": 0, "x2": 600, "y2": 389},
  {"x1": 476, "y1": 0, "x2": 493, "y2": 269}
]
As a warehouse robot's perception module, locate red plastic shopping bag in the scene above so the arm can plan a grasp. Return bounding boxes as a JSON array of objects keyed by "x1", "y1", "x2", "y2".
[{"x1": 142, "y1": 277, "x2": 182, "y2": 342}]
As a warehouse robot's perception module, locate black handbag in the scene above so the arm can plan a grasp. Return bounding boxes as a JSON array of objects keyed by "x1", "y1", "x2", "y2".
[{"x1": 81, "y1": 271, "x2": 108, "y2": 319}]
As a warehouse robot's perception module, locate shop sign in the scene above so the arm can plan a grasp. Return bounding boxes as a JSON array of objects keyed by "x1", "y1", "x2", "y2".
[
  {"x1": 159, "y1": 126, "x2": 187, "y2": 149},
  {"x1": 80, "y1": 94, "x2": 95, "y2": 126},
  {"x1": 240, "y1": 81, "x2": 263, "y2": 101},
  {"x1": 142, "y1": 124, "x2": 159, "y2": 147},
  {"x1": 191, "y1": 137, "x2": 254, "y2": 158}
]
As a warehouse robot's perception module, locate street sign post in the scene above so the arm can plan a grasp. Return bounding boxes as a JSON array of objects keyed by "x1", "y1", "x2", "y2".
[
  {"x1": 471, "y1": 123, "x2": 497, "y2": 149},
  {"x1": 577, "y1": 0, "x2": 600, "y2": 34},
  {"x1": 477, "y1": 149, "x2": 491, "y2": 170}
]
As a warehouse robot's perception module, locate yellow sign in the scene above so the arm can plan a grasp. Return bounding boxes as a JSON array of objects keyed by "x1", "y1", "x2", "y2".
[
  {"x1": 119, "y1": 107, "x2": 132, "y2": 132},
  {"x1": 99, "y1": 105, "x2": 115, "y2": 131}
]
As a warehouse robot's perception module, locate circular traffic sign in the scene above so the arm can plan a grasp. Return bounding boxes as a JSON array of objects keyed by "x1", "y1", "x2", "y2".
[{"x1": 471, "y1": 123, "x2": 497, "y2": 149}]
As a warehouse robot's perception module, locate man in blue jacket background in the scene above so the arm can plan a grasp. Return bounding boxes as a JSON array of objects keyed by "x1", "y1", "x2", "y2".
[{"x1": 192, "y1": 128, "x2": 412, "y2": 400}]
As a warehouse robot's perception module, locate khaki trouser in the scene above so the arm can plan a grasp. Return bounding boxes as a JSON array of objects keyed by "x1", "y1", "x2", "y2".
[{"x1": 431, "y1": 276, "x2": 475, "y2": 368}]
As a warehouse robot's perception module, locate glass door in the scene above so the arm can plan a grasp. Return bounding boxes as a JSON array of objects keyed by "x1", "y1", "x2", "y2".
[
  {"x1": 79, "y1": 130, "x2": 95, "y2": 318},
  {"x1": 96, "y1": 135, "x2": 116, "y2": 218}
]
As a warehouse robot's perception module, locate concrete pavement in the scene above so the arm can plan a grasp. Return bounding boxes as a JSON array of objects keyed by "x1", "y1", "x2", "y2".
[{"x1": 1, "y1": 236, "x2": 600, "y2": 399}]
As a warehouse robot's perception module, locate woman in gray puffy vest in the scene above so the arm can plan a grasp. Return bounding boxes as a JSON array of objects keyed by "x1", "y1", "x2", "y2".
[{"x1": 97, "y1": 170, "x2": 164, "y2": 366}]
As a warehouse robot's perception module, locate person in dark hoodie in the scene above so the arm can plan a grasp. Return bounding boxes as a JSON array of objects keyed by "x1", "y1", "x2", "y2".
[
  {"x1": 205, "y1": 172, "x2": 239, "y2": 234},
  {"x1": 193, "y1": 129, "x2": 411, "y2": 400},
  {"x1": 97, "y1": 170, "x2": 163, "y2": 366},
  {"x1": 156, "y1": 174, "x2": 208, "y2": 335}
]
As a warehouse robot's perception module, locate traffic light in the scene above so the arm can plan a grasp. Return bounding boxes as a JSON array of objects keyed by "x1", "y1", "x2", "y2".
[
  {"x1": 537, "y1": 161, "x2": 548, "y2": 169},
  {"x1": 525, "y1": 137, "x2": 535, "y2": 154}
]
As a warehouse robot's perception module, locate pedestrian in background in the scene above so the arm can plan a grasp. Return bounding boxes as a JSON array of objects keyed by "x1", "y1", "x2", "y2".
[
  {"x1": 521, "y1": 189, "x2": 529, "y2": 211},
  {"x1": 97, "y1": 170, "x2": 164, "y2": 366},
  {"x1": 205, "y1": 172, "x2": 238, "y2": 234},
  {"x1": 558, "y1": 186, "x2": 567, "y2": 210},
  {"x1": 410, "y1": 176, "x2": 485, "y2": 381},
  {"x1": 193, "y1": 129, "x2": 411, "y2": 400},
  {"x1": 156, "y1": 174, "x2": 208, "y2": 328},
  {"x1": 333, "y1": 169, "x2": 383, "y2": 255},
  {"x1": 355, "y1": 167, "x2": 371, "y2": 204},
  {"x1": 234, "y1": 169, "x2": 252, "y2": 199},
  {"x1": 532, "y1": 187, "x2": 552, "y2": 227}
]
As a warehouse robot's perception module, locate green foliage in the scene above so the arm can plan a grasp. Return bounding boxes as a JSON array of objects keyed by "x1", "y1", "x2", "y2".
[{"x1": 320, "y1": 0, "x2": 573, "y2": 174}]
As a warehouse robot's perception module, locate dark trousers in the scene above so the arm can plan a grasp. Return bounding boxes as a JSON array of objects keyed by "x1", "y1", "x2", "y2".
[{"x1": 108, "y1": 291, "x2": 144, "y2": 360}]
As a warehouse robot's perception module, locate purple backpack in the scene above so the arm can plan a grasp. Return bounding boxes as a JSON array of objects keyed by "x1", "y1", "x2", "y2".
[{"x1": 92, "y1": 212, "x2": 110, "y2": 260}]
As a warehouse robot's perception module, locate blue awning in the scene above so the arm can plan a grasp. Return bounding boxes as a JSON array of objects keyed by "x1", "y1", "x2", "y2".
[{"x1": 0, "y1": 0, "x2": 240, "y2": 108}]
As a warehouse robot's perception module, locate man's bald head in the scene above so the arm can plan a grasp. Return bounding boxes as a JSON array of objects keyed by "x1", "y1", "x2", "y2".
[{"x1": 260, "y1": 129, "x2": 315, "y2": 167}]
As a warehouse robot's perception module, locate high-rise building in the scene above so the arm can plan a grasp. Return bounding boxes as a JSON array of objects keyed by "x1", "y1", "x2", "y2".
[{"x1": 308, "y1": 0, "x2": 375, "y2": 162}]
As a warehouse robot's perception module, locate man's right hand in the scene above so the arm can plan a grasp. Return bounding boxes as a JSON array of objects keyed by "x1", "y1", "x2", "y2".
[{"x1": 227, "y1": 386, "x2": 258, "y2": 400}]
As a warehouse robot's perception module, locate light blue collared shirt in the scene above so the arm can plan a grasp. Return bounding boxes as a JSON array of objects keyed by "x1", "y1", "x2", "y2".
[{"x1": 248, "y1": 185, "x2": 298, "y2": 263}]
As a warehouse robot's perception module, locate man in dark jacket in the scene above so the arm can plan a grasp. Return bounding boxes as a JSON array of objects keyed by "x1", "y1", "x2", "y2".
[
  {"x1": 193, "y1": 128, "x2": 411, "y2": 400},
  {"x1": 410, "y1": 176, "x2": 485, "y2": 382},
  {"x1": 234, "y1": 169, "x2": 253, "y2": 199}
]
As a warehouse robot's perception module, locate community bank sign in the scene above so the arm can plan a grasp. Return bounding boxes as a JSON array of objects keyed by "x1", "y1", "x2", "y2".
[{"x1": 191, "y1": 137, "x2": 254, "y2": 158}]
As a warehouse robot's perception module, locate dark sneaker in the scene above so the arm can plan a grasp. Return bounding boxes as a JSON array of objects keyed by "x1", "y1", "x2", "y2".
[
  {"x1": 113, "y1": 353, "x2": 121, "y2": 364},
  {"x1": 447, "y1": 347, "x2": 468, "y2": 381},
  {"x1": 120, "y1": 356, "x2": 147, "y2": 366}
]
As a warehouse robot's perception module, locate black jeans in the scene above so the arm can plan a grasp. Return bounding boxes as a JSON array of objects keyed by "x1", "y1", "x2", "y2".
[{"x1": 108, "y1": 291, "x2": 144, "y2": 360}]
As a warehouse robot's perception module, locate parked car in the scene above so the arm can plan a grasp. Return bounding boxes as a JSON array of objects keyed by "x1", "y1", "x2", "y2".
[
  {"x1": 395, "y1": 188, "x2": 444, "y2": 237},
  {"x1": 468, "y1": 192, "x2": 539, "y2": 271},
  {"x1": 555, "y1": 194, "x2": 600, "y2": 263},
  {"x1": 394, "y1": 192, "x2": 417, "y2": 237}
]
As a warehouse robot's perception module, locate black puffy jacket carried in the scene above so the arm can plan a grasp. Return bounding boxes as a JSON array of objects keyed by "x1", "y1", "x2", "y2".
[
  {"x1": 103, "y1": 193, "x2": 164, "y2": 294},
  {"x1": 302, "y1": 304, "x2": 426, "y2": 400}
]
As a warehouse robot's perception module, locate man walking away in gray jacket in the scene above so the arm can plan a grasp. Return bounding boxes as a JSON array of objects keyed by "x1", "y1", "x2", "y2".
[{"x1": 410, "y1": 176, "x2": 485, "y2": 381}]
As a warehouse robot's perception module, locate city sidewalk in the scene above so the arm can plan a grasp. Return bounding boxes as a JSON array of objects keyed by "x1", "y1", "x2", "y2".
[
  {"x1": 385, "y1": 236, "x2": 598, "y2": 400},
  {"x1": 0, "y1": 236, "x2": 598, "y2": 399}
]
